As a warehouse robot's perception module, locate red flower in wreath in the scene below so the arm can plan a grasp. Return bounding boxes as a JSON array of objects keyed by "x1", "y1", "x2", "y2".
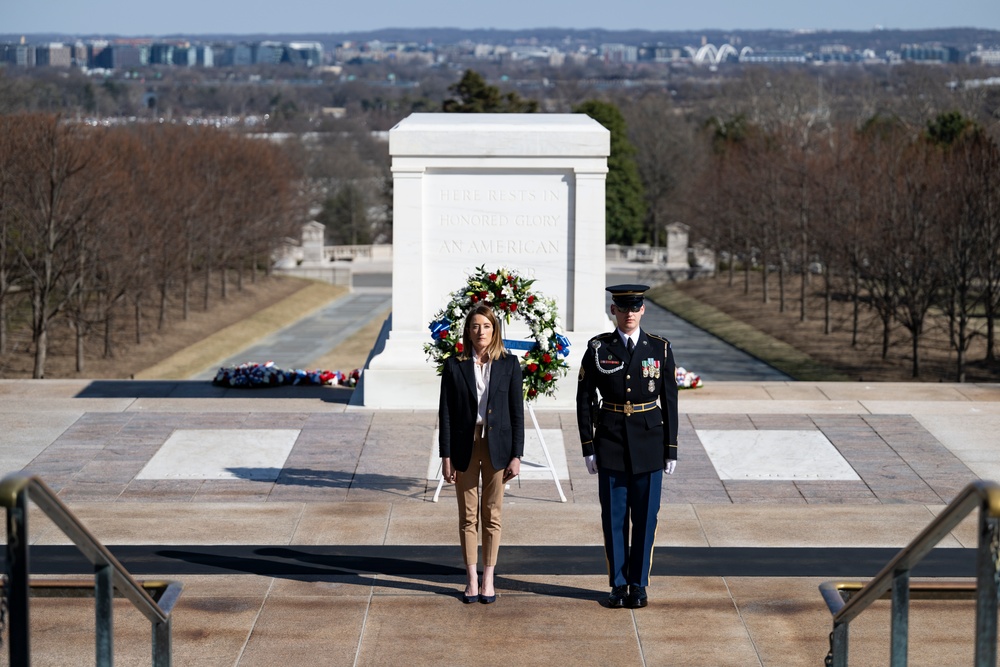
[
  {"x1": 489, "y1": 273, "x2": 497, "y2": 281},
  {"x1": 527, "y1": 363, "x2": 538, "y2": 373},
  {"x1": 542, "y1": 353, "x2": 552, "y2": 364},
  {"x1": 509, "y1": 302, "x2": 518, "y2": 312},
  {"x1": 527, "y1": 295, "x2": 535, "y2": 305},
  {"x1": 455, "y1": 342, "x2": 464, "y2": 353},
  {"x1": 544, "y1": 372, "x2": 553, "y2": 382}
]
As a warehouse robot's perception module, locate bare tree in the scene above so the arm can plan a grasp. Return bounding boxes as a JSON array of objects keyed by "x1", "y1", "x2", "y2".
[
  {"x1": 892, "y1": 141, "x2": 945, "y2": 378},
  {"x1": 3, "y1": 115, "x2": 108, "y2": 378},
  {"x1": 624, "y1": 91, "x2": 705, "y2": 248}
]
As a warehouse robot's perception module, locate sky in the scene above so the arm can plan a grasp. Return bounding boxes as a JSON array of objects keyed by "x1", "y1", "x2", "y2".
[{"x1": 4, "y1": 0, "x2": 998, "y2": 36}]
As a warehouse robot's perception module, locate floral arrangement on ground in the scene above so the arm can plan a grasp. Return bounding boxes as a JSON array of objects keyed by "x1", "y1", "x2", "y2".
[
  {"x1": 213, "y1": 361, "x2": 360, "y2": 388},
  {"x1": 675, "y1": 366, "x2": 702, "y2": 389},
  {"x1": 424, "y1": 265, "x2": 570, "y2": 401}
]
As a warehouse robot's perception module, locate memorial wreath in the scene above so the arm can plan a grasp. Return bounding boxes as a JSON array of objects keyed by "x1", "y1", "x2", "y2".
[{"x1": 424, "y1": 265, "x2": 570, "y2": 401}]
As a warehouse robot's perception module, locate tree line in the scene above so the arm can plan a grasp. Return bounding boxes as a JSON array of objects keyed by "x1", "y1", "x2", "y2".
[
  {"x1": 688, "y1": 110, "x2": 1000, "y2": 381},
  {"x1": 0, "y1": 114, "x2": 305, "y2": 378},
  {"x1": 2, "y1": 65, "x2": 998, "y2": 380}
]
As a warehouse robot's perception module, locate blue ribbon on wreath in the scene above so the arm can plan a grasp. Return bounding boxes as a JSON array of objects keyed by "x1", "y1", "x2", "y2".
[
  {"x1": 429, "y1": 317, "x2": 451, "y2": 340},
  {"x1": 552, "y1": 333, "x2": 571, "y2": 357},
  {"x1": 502, "y1": 339, "x2": 536, "y2": 351}
]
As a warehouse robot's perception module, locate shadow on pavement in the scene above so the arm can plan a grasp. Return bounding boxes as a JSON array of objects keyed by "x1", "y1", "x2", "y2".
[
  {"x1": 75, "y1": 380, "x2": 355, "y2": 403},
  {"x1": 226, "y1": 467, "x2": 425, "y2": 492}
]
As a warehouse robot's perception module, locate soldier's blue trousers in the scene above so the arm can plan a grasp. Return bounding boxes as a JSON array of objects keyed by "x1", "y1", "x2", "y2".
[{"x1": 598, "y1": 468, "x2": 662, "y2": 588}]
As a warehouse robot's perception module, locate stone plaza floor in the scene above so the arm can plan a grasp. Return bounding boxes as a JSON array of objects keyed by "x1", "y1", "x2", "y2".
[{"x1": 2, "y1": 378, "x2": 999, "y2": 666}]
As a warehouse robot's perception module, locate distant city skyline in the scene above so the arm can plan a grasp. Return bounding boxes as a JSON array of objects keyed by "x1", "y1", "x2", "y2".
[{"x1": 5, "y1": 0, "x2": 1000, "y2": 36}]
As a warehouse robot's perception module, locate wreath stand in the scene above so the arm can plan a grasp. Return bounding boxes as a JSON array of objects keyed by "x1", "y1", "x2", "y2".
[{"x1": 432, "y1": 403, "x2": 567, "y2": 503}]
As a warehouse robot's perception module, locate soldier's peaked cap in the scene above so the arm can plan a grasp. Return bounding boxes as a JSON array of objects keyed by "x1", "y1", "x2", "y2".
[{"x1": 607, "y1": 284, "x2": 649, "y2": 308}]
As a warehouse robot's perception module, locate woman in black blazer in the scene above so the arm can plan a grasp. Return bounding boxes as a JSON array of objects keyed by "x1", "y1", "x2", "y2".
[{"x1": 439, "y1": 303, "x2": 524, "y2": 604}]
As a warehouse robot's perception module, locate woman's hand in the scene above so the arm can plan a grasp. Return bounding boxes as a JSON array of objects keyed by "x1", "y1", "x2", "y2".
[
  {"x1": 442, "y1": 457, "x2": 456, "y2": 483},
  {"x1": 503, "y1": 457, "x2": 520, "y2": 483}
]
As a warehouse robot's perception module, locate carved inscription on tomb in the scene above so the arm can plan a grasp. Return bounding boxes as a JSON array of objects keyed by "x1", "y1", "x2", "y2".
[
  {"x1": 423, "y1": 172, "x2": 572, "y2": 316},
  {"x1": 428, "y1": 177, "x2": 569, "y2": 258}
]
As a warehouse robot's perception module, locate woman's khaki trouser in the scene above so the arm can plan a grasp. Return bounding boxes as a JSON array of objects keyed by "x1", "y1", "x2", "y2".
[{"x1": 455, "y1": 429, "x2": 505, "y2": 566}]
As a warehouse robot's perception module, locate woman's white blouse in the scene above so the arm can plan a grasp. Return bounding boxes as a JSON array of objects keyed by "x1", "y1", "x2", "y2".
[{"x1": 474, "y1": 359, "x2": 491, "y2": 436}]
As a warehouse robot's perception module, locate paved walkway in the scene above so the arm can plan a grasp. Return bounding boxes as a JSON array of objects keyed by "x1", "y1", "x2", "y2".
[
  {"x1": 190, "y1": 288, "x2": 392, "y2": 380},
  {"x1": 1, "y1": 267, "x2": 998, "y2": 666},
  {"x1": 191, "y1": 265, "x2": 789, "y2": 383},
  {"x1": 606, "y1": 268, "x2": 791, "y2": 382}
]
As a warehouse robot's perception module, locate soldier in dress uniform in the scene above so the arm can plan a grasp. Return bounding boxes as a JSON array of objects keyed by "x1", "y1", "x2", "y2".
[{"x1": 576, "y1": 284, "x2": 679, "y2": 609}]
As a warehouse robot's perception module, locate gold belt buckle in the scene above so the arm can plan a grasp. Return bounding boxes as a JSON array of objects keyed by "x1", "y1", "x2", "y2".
[{"x1": 624, "y1": 401, "x2": 633, "y2": 416}]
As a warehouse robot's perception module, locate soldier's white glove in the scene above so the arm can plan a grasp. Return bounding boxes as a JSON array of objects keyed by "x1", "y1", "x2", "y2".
[
  {"x1": 584, "y1": 455, "x2": 598, "y2": 475},
  {"x1": 664, "y1": 460, "x2": 677, "y2": 475}
]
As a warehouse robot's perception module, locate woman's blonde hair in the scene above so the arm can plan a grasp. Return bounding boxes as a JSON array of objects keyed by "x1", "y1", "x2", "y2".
[{"x1": 458, "y1": 304, "x2": 507, "y2": 361}]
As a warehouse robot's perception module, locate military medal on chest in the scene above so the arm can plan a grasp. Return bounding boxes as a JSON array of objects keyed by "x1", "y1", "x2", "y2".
[{"x1": 642, "y1": 358, "x2": 657, "y2": 392}]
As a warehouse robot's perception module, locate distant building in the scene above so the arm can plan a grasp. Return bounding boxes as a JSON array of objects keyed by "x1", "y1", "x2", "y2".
[
  {"x1": 740, "y1": 49, "x2": 807, "y2": 64},
  {"x1": 901, "y1": 43, "x2": 961, "y2": 63},
  {"x1": 601, "y1": 43, "x2": 638, "y2": 64},
  {"x1": 36, "y1": 43, "x2": 73, "y2": 67},
  {"x1": 148, "y1": 44, "x2": 174, "y2": 65},
  {"x1": 638, "y1": 45, "x2": 687, "y2": 63},
  {"x1": 254, "y1": 41, "x2": 283, "y2": 65},
  {"x1": 969, "y1": 47, "x2": 1000, "y2": 65},
  {"x1": 93, "y1": 43, "x2": 146, "y2": 68},
  {"x1": 286, "y1": 41, "x2": 323, "y2": 67},
  {"x1": 214, "y1": 43, "x2": 253, "y2": 67},
  {"x1": 196, "y1": 44, "x2": 214, "y2": 67},
  {"x1": 1, "y1": 44, "x2": 36, "y2": 67},
  {"x1": 172, "y1": 46, "x2": 196, "y2": 67}
]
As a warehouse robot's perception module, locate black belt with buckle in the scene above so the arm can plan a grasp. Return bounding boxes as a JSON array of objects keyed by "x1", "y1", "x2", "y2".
[{"x1": 601, "y1": 400, "x2": 658, "y2": 416}]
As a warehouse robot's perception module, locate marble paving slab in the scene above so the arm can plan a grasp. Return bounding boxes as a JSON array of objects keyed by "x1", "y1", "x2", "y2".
[
  {"x1": 137, "y1": 429, "x2": 300, "y2": 480},
  {"x1": 697, "y1": 429, "x2": 860, "y2": 481}
]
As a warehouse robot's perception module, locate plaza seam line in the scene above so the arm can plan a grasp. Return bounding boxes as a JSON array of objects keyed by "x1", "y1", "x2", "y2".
[
  {"x1": 383, "y1": 503, "x2": 394, "y2": 546},
  {"x1": 288, "y1": 504, "x2": 307, "y2": 547},
  {"x1": 235, "y1": 582, "x2": 270, "y2": 665},
  {"x1": 692, "y1": 506, "x2": 712, "y2": 549},
  {"x1": 354, "y1": 585, "x2": 375, "y2": 667},
  {"x1": 631, "y1": 608, "x2": 646, "y2": 667},
  {"x1": 724, "y1": 576, "x2": 765, "y2": 667}
]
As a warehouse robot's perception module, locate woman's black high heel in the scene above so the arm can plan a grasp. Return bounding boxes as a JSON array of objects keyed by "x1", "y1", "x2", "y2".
[{"x1": 462, "y1": 580, "x2": 479, "y2": 604}]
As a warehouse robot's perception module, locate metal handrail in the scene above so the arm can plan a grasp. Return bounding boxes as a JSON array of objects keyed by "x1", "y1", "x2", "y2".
[
  {"x1": 819, "y1": 479, "x2": 1000, "y2": 667},
  {"x1": 0, "y1": 474, "x2": 183, "y2": 666}
]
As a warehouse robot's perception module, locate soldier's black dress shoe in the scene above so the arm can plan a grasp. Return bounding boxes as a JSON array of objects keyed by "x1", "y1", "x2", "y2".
[
  {"x1": 627, "y1": 585, "x2": 648, "y2": 609},
  {"x1": 607, "y1": 585, "x2": 628, "y2": 608}
]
